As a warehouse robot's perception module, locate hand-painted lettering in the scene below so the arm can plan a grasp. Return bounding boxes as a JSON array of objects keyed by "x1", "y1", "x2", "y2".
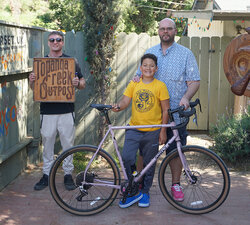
[
  {"x1": 0, "y1": 105, "x2": 18, "y2": 137},
  {"x1": 34, "y1": 58, "x2": 75, "y2": 102}
]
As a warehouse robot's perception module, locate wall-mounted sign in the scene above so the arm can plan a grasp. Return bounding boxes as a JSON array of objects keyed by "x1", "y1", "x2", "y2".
[
  {"x1": 0, "y1": 23, "x2": 30, "y2": 75},
  {"x1": 33, "y1": 57, "x2": 75, "y2": 102}
]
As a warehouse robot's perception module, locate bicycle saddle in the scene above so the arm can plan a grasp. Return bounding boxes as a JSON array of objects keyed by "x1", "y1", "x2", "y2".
[{"x1": 90, "y1": 104, "x2": 112, "y2": 111}]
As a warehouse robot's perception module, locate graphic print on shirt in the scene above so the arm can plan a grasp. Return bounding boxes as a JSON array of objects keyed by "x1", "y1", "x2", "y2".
[{"x1": 135, "y1": 89, "x2": 155, "y2": 112}]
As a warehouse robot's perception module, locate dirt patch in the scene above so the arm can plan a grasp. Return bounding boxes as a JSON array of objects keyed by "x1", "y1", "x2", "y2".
[{"x1": 187, "y1": 134, "x2": 214, "y2": 148}]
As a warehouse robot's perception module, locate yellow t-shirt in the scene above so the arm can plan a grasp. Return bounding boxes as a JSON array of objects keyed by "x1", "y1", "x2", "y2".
[{"x1": 124, "y1": 78, "x2": 170, "y2": 131}]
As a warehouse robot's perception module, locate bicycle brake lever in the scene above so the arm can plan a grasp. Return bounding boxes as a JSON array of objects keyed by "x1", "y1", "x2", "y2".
[
  {"x1": 198, "y1": 101, "x2": 202, "y2": 113},
  {"x1": 193, "y1": 112, "x2": 198, "y2": 127}
]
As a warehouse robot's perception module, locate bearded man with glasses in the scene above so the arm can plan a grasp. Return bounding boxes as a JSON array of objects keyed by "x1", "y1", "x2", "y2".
[
  {"x1": 135, "y1": 18, "x2": 200, "y2": 202},
  {"x1": 29, "y1": 31, "x2": 86, "y2": 191}
]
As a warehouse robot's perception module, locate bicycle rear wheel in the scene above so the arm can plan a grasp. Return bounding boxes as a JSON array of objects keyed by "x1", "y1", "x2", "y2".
[
  {"x1": 158, "y1": 145, "x2": 230, "y2": 214},
  {"x1": 49, "y1": 145, "x2": 120, "y2": 216}
]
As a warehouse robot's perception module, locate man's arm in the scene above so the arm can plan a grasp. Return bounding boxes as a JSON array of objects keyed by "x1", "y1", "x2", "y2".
[
  {"x1": 159, "y1": 99, "x2": 170, "y2": 145},
  {"x1": 74, "y1": 58, "x2": 86, "y2": 89},
  {"x1": 112, "y1": 95, "x2": 131, "y2": 112},
  {"x1": 72, "y1": 77, "x2": 86, "y2": 90},
  {"x1": 180, "y1": 80, "x2": 200, "y2": 109}
]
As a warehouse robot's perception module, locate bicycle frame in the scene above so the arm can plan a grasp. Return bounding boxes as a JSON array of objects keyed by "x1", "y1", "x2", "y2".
[{"x1": 83, "y1": 121, "x2": 195, "y2": 190}]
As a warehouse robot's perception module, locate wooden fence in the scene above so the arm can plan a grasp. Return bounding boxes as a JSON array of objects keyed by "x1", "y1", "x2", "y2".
[
  {"x1": 42, "y1": 31, "x2": 235, "y2": 146},
  {"x1": 0, "y1": 23, "x2": 235, "y2": 190}
]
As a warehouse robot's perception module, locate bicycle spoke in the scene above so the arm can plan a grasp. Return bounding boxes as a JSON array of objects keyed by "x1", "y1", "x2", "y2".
[
  {"x1": 159, "y1": 146, "x2": 230, "y2": 214},
  {"x1": 49, "y1": 146, "x2": 120, "y2": 216}
]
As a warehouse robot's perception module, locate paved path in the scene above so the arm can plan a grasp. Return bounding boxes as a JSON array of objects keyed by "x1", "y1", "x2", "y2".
[{"x1": 0, "y1": 135, "x2": 249, "y2": 225}]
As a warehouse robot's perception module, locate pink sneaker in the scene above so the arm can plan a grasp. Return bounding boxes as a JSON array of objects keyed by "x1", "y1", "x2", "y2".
[{"x1": 171, "y1": 184, "x2": 184, "y2": 201}]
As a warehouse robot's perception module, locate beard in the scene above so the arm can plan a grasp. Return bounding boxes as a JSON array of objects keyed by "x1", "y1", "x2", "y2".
[{"x1": 160, "y1": 34, "x2": 175, "y2": 44}]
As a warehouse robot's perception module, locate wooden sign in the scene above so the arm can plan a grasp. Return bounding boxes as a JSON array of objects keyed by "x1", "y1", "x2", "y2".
[
  {"x1": 33, "y1": 57, "x2": 75, "y2": 102},
  {"x1": 223, "y1": 29, "x2": 250, "y2": 97}
]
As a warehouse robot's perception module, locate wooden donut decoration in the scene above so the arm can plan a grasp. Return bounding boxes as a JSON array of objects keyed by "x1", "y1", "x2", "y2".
[{"x1": 223, "y1": 28, "x2": 250, "y2": 97}]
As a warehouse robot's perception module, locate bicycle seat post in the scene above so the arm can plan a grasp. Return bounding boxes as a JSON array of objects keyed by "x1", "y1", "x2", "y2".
[{"x1": 102, "y1": 109, "x2": 112, "y2": 125}]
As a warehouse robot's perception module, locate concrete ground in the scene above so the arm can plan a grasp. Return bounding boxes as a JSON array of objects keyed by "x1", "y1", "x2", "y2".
[{"x1": 0, "y1": 135, "x2": 249, "y2": 225}]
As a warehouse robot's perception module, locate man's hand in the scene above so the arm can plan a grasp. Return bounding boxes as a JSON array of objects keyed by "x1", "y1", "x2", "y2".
[
  {"x1": 179, "y1": 96, "x2": 190, "y2": 110},
  {"x1": 29, "y1": 72, "x2": 36, "y2": 89},
  {"x1": 132, "y1": 75, "x2": 140, "y2": 83},
  {"x1": 72, "y1": 76, "x2": 80, "y2": 87}
]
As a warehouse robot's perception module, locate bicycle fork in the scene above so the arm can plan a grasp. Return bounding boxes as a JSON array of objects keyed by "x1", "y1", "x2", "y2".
[{"x1": 173, "y1": 129, "x2": 196, "y2": 184}]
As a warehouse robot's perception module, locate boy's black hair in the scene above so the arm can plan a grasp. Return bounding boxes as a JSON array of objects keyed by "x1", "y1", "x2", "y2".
[{"x1": 141, "y1": 53, "x2": 157, "y2": 66}]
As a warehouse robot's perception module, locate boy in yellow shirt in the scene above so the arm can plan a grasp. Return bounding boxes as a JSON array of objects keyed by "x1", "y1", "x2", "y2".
[{"x1": 112, "y1": 53, "x2": 170, "y2": 208}]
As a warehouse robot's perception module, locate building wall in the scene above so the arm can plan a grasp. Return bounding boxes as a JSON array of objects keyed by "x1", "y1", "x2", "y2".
[
  {"x1": 188, "y1": 19, "x2": 224, "y2": 37},
  {"x1": 188, "y1": 19, "x2": 250, "y2": 37},
  {"x1": 0, "y1": 21, "x2": 45, "y2": 190}
]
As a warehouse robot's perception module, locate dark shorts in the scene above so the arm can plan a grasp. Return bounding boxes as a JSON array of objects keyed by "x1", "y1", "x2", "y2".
[{"x1": 166, "y1": 126, "x2": 188, "y2": 154}]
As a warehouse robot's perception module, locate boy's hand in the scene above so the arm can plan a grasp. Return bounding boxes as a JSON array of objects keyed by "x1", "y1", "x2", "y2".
[
  {"x1": 111, "y1": 104, "x2": 120, "y2": 112},
  {"x1": 159, "y1": 130, "x2": 167, "y2": 145}
]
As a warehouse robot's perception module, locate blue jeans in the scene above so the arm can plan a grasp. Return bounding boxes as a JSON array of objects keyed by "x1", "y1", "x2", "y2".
[{"x1": 122, "y1": 128, "x2": 160, "y2": 194}]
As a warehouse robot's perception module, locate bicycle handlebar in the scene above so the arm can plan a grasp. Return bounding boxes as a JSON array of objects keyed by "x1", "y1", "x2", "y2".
[
  {"x1": 168, "y1": 98, "x2": 202, "y2": 130},
  {"x1": 90, "y1": 98, "x2": 202, "y2": 128}
]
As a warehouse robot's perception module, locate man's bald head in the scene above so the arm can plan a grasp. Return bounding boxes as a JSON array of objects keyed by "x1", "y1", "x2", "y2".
[{"x1": 159, "y1": 18, "x2": 176, "y2": 29}]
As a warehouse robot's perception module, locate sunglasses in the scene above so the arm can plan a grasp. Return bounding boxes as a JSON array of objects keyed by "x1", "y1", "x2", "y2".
[{"x1": 48, "y1": 38, "x2": 63, "y2": 43}]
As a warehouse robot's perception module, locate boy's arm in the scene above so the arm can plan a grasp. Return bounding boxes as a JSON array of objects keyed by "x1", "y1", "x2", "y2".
[
  {"x1": 159, "y1": 99, "x2": 170, "y2": 145},
  {"x1": 112, "y1": 95, "x2": 131, "y2": 112}
]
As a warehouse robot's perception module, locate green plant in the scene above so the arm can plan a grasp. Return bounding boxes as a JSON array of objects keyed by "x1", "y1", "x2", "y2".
[
  {"x1": 210, "y1": 106, "x2": 250, "y2": 167},
  {"x1": 82, "y1": 0, "x2": 122, "y2": 143}
]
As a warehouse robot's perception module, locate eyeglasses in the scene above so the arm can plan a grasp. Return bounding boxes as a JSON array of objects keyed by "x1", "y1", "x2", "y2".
[
  {"x1": 159, "y1": 27, "x2": 175, "y2": 32},
  {"x1": 48, "y1": 38, "x2": 63, "y2": 43}
]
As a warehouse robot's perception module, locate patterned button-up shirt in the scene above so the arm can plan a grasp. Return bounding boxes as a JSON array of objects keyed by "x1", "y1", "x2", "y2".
[{"x1": 136, "y1": 42, "x2": 200, "y2": 124}]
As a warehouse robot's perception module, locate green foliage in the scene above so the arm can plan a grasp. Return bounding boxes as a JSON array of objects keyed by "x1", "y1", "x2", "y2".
[
  {"x1": 0, "y1": 0, "x2": 195, "y2": 36},
  {"x1": 0, "y1": 0, "x2": 52, "y2": 27},
  {"x1": 82, "y1": 0, "x2": 122, "y2": 141},
  {"x1": 48, "y1": 0, "x2": 85, "y2": 31},
  {"x1": 118, "y1": 0, "x2": 194, "y2": 36},
  {"x1": 33, "y1": 13, "x2": 58, "y2": 30},
  {"x1": 0, "y1": 0, "x2": 83, "y2": 31},
  {"x1": 82, "y1": 0, "x2": 121, "y2": 98},
  {"x1": 210, "y1": 106, "x2": 250, "y2": 166}
]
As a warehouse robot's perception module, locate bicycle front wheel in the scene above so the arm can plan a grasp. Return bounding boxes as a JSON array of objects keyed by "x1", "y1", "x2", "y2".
[
  {"x1": 158, "y1": 145, "x2": 230, "y2": 214},
  {"x1": 49, "y1": 145, "x2": 120, "y2": 216}
]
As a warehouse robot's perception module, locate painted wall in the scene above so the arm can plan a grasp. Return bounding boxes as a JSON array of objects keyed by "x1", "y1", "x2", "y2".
[
  {"x1": 188, "y1": 19, "x2": 250, "y2": 37},
  {"x1": 0, "y1": 21, "x2": 45, "y2": 190}
]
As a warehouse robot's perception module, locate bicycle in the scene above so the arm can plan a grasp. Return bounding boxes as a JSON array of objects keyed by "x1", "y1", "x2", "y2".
[{"x1": 49, "y1": 98, "x2": 230, "y2": 216}]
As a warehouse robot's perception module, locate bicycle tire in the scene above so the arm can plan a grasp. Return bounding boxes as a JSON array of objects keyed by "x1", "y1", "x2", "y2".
[
  {"x1": 49, "y1": 145, "x2": 120, "y2": 216},
  {"x1": 158, "y1": 145, "x2": 230, "y2": 214}
]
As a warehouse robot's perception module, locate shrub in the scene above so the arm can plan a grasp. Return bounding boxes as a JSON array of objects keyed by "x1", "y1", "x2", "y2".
[{"x1": 210, "y1": 106, "x2": 250, "y2": 167}]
